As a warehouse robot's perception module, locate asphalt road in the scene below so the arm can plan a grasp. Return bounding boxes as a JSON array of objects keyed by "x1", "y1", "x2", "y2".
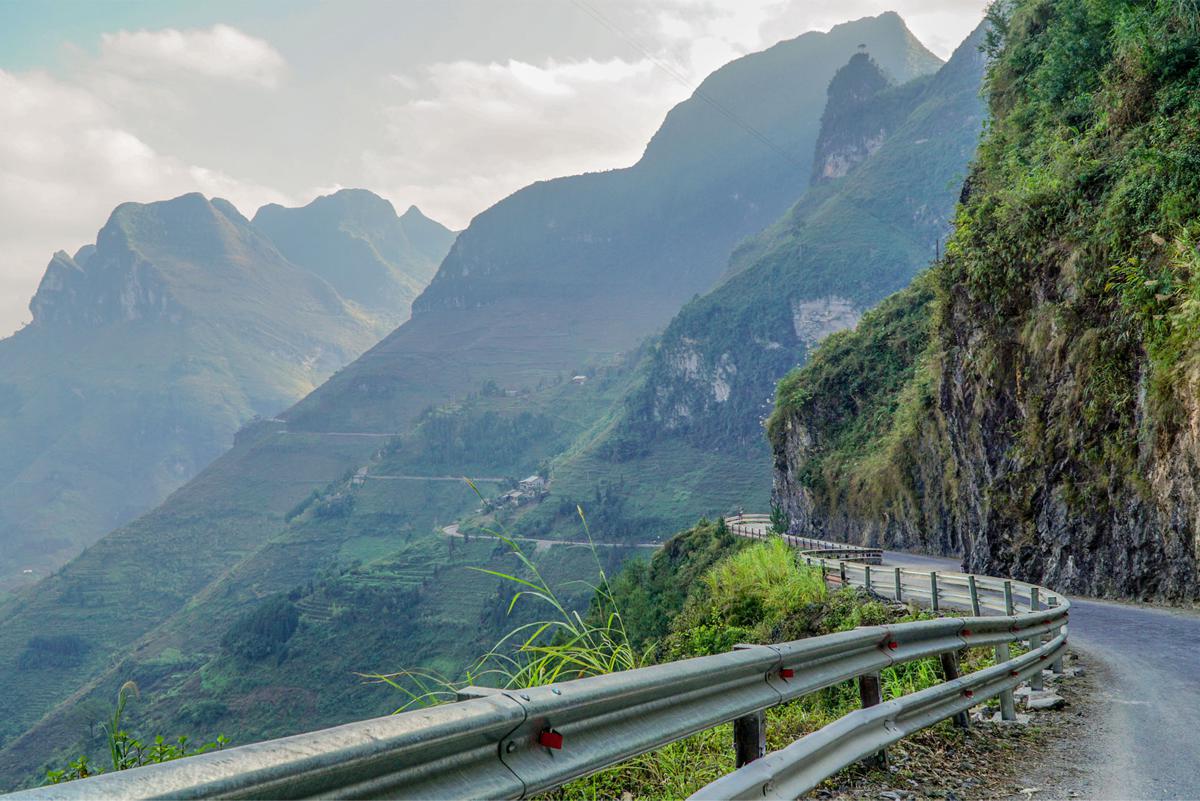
[{"x1": 885, "y1": 549, "x2": 1200, "y2": 800}]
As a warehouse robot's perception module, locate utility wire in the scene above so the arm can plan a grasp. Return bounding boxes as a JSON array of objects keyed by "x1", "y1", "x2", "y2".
[{"x1": 570, "y1": 0, "x2": 808, "y2": 171}]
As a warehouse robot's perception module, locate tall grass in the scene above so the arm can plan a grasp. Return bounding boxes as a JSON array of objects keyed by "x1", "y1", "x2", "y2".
[
  {"x1": 46, "y1": 681, "x2": 228, "y2": 785},
  {"x1": 468, "y1": 512, "x2": 643, "y2": 688},
  {"x1": 369, "y1": 510, "x2": 1005, "y2": 800},
  {"x1": 703, "y1": 537, "x2": 827, "y2": 617},
  {"x1": 366, "y1": 503, "x2": 644, "y2": 707}
]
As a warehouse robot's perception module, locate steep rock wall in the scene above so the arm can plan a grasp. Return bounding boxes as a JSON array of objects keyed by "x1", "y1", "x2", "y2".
[{"x1": 770, "y1": 0, "x2": 1200, "y2": 601}]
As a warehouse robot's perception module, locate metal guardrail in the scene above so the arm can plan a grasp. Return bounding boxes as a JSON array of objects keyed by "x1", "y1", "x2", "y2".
[
  {"x1": 4, "y1": 519, "x2": 1069, "y2": 801},
  {"x1": 692, "y1": 631, "x2": 1066, "y2": 800},
  {"x1": 727, "y1": 515, "x2": 884, "y2": 564}
]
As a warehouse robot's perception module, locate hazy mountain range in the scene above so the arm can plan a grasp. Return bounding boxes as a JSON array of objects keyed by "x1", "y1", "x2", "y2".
[
  {"x1": 0, "y1": 191, "x2": 453, "y2": 592},
  {"x1": 0, "y1": 12, "x2": 981, "y2": 788}
]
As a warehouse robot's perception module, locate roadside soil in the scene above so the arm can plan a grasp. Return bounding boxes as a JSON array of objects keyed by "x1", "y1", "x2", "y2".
[{"x1": 814, "y1": 651, "x2": 1097, "y2": 801}]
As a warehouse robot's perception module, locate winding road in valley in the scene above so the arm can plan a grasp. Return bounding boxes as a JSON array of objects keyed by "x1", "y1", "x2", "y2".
[
  {"x1": 440, "y1": 524, "x2": 659, "y2": 552},
  {"x1": 885, "y1": 549, "x2": 1200, "y2": 800}
]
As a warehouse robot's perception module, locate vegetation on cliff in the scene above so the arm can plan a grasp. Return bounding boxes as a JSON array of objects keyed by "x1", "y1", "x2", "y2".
[{"x1": 771, "y1": 0, "x2": 1200, "y2": 599}]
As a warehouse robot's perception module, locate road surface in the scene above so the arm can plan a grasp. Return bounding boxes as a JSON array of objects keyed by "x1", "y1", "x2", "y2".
[
  {"x1": 440, "y1": 524, "x2": 659, "y2": 552},
  {"x1": 365, "y1": 474, "x2": 508, "y2": 483},
  {"x1": 884, "y1": 549, "x2": 1200, "y2": 800}
]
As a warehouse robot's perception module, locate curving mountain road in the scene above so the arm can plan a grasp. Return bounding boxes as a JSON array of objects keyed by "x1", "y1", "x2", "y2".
[{"x1": 884, "y1": 549, "x2": 1200, "y2": 800}]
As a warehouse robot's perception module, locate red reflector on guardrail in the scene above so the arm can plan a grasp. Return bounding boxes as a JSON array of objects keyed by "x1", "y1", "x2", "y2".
[
  {"x1": 780, "y1": 668, "x2": 795, "y2": 679},
  {"x1": 961, "y1": 629, "x2": 971, "y2": 637},
  {"x1": 887, "y1": 641, "x2": 899, "y2": 650},
  {"x1": 963, "y1": 690, "x2": 974, "y2": 699},
  {"x1": 539, "y1": 730, "x2": 564, "y2": 750}
]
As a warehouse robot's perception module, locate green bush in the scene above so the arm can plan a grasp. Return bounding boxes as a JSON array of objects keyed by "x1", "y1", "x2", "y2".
[{"x1": 46, "y1": 682, "x2": 228, "y2": 786}]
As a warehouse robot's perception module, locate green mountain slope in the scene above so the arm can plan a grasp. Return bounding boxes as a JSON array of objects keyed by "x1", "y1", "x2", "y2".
[
  {"x1": 253, "y1": 189, "x2": 454, "y2": 328},
  {"x1": 770, "y1": 0, "x2": 1200, "y2": 601},
  {"x1": 525, "y1": 25, "x2": 988, "y2": 540},
  {"x1": 0, "y1": 191, "x2": 451, "y2": 595},
  {"x1": 0, "y1": 15, "x2": 941, "y2": 788},
  {"x1": 284, "y1": 12, "x2": 941, "y2": 433}
]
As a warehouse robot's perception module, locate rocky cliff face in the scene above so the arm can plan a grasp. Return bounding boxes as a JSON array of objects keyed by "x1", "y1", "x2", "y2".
[
  {"x1": 769, "y1": 275, "x2": 962, "y2": 556},
  {"x1": 613, "y1": 27, "x2": 987, "y2": 454},
  {"x1": 770, "y1": 0, "x2": 1200, "y2": 601},
  {"x1": 810, "y1": 52, "x2": 909, "y2": 184},
  {"x1": 29, "y1": 208, "x2": 190, "y2": 328}
]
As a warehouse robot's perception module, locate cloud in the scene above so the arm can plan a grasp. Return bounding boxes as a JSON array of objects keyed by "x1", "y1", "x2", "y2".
[
  {"x1": 0, "y1": 66, "x2": 292, "y2": 334},
  {"x1": 98, "y1": 24, "x2": 286, "y2": 88},
  {"x1": 364, "y1": 54, "x2": 682, "y2": 232}
]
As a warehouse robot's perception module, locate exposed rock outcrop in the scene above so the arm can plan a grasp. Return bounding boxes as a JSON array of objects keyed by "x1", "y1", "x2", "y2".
[{"x1": 770, "y1": 1, "x2": 1200, "y2": 601}]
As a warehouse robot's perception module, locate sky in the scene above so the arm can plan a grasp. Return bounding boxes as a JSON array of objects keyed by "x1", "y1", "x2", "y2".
[{"x1": 0, "y1": 0, "x2": 989, "y2": 335}]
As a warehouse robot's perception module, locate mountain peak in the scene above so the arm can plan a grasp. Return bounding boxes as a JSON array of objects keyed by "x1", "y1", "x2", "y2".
[
  {"x1": 210, "y1": 197, "x2": 249, "y2": 224},
  {"x1": 251, "y1": 189, "x2": 454, "y2": 321},
  {"x1": 400, "y1": 204, "x2": 429, "y2": 222},
  {"x1": 28, "y1": 193, "x2": 288, "y2": 329},
  {"x1": 810, "y1": 51, "x2": 902, "y2": 185},
  {"x1": 827, "y1": 12, "x2": 943, "y2": 81}
]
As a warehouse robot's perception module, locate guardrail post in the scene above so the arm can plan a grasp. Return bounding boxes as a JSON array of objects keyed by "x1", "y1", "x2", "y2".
[
  {"x1": 939, "y1": 653, "x2": 970, "y2": 729},
  {"x1": 1048, "y1": 596, "x2": 1064, "y2": 674},
  {"x1": 930, "y1": 572, "x2": 939, "y2": 612},
  {"x1": 730, "y1": 644, "x2": 766, "y2": 767},
  {"x1": 733, "y1": 711, "x2": 766, "y2": 768},
  {"x1": 857, "y1": 672, "x2": 888, "y2": 769},
  {"x1": 995, "y1": 642, "x2": 1017, "y2": 721},
  {"x1": 1004, "y1": 580, "x2": 1014, "y2": 615},
  {"x1": 894, "y1": 567, "x2": 902, "y2": 602},
  {"x1": 840, "y1": 561, "x2": 847, "y2": 588},
  {"x1": 864, "y1": 564, "x2": 872, "y2": 593},
  {"x1": 1029, "y1": 587, "x2": 1043, "y2": 691},
  {"x1": 968, "y1": 575, "x2": 981, "y2": 617}
]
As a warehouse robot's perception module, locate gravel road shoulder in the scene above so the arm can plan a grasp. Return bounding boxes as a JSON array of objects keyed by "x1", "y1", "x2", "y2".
[{"x1": 813, "y1": 651, "x2": 1096, "y2": 801}]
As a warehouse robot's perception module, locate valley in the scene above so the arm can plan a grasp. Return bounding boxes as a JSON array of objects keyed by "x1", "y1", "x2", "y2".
[
  {"x1": 0, "y1": 191, "x2": 454, "y2": 594},
  {"x1": 3, "y1": 1, "x2": 1200, "y2": 796}
]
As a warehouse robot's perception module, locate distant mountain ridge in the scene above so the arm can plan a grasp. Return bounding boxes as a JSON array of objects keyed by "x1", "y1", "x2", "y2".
[
  {"x1": 31, "y1": 195, "x2": 345, "y2": 331},
  {"x1": 0, "y1": 190, "x2": 452, "y2": 594},
  {"x1": 0, "y1": 14, "x2": 947, "y2": 789},
  {"x1": 254, "y1": 189, "x2": 453, "y2": 327},
  {"x1": 521, "y1": 22, "x2": 989, "y2": 540},
  {"x1": 287, "y1": 11, "x2": 943, "y2": 433},
  {"x1": 414, "y1": 11, "x2": 940, "y2": 321}
]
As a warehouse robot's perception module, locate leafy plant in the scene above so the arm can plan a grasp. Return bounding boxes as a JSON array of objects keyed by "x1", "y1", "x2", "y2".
[{"x1": 46, "y1": 681, "x2": 228, "y2": 785}]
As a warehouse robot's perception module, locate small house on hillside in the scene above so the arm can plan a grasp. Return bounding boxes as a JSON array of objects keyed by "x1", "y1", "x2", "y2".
[
  {"x1": 519, "y1": 475, "x2": 547, "y2": 491},
  {"x1": 484, "y1": 475, "x2": 549, "y2": 512}
]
